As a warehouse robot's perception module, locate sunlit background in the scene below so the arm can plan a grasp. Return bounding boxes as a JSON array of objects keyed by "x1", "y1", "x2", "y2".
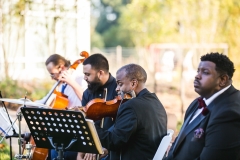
[
  {"x1": 1, "y1": 0, "x2": 240, "y2": 156},
  {"x1": 0, "y1": 0, "x2": 240, "y2": 122}
]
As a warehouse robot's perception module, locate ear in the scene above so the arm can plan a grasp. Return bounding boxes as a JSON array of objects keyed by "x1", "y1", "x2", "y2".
[
  {"x1": 99, "y1": 70, "x2": 104, "y2": 75},
  {"x1": 219, "y1": 74, "x2": 228, "y2": 87},
  {"x1": 98, "y1": 70, "x2": 105, "y2": 78},
  {"x1": 131, "y1": 79, "x2": 138, "y2": 88}
]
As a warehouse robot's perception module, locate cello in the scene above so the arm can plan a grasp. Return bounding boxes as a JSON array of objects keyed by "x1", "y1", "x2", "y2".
[
  {"x1": 44, "y1": 51, "x2": 89, "y2": 109},
  {"x1": 23, "y1": 51, "x2": 89, "y2": 160}
]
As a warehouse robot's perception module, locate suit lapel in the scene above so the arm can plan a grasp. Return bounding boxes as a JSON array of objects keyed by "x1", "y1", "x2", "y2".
[
  {"x1": 172, "y1": 86, "x2": 237, "y2": 155},
  {"x1": 173, "y1": 101, "x2": 207, "y2": 154}
]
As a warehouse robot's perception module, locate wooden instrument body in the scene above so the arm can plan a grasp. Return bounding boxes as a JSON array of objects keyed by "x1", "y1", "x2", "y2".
[
  {"x1": 49, "y1": 51, "x2": 89, "y2": 110},
  {"x1": 30, "y1": 137, "x2": 49, "y2": 160},
  {"x1": 22, "y1": 136, "x2": 48, "y2": 160},
  {"x1": 51, "y1": 90, "x2": 69, "y2": 110},
  {"x1": 22, "y1": 51, "x2": 89, "y2": 160},
  {"x1": 82, "y1": 94, "x2": 131, "y2": 121}
]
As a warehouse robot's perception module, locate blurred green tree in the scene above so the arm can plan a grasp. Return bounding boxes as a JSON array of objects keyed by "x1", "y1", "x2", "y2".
[
  {"x1": 91, "y1": 0, "x2": 134, "y2": 47},
  {"x1": 120, "y1": 0, "x2": 240, "y2": 85}
]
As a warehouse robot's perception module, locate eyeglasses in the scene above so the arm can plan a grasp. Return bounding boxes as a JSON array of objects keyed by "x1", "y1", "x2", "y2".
[
  {"x1": 49, "y1": 65, "x2": 61, "y2": 77},
  {"x1": 50, "y1": 72, "x2": 60, "y2": 77}
]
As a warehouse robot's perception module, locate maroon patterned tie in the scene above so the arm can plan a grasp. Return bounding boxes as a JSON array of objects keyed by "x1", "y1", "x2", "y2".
[
  {"x1": 198, "y1": 98, "x2": 206, "y2": 109},
  {"x1": 197, "y1": 98, "x2": 209, "y2": 116}
]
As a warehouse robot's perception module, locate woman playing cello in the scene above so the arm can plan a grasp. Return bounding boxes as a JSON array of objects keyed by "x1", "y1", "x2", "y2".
[
  {"x1": 37, "y1": 52, "x2": 88, "y2": 109},
  {"x1": 32, "y1": 52, "x2": 89, "y2": 160}
]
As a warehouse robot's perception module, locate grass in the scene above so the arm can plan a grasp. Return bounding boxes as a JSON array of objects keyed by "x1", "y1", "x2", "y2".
[
  {"x1": 177, "y1": 120, "x2": 183, "y2": 132},
  {"x1": 0, "y1": 139, "x2": 10, "y2": 160}
]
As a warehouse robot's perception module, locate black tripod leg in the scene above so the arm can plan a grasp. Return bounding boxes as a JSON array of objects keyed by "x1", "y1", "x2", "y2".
[{"x1": 10, "y1": 137, "x2": 12, "y2": 160}]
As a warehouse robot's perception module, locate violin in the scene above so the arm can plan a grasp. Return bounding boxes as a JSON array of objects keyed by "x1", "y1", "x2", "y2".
[
  {"x1": 80, "y1": 93, "x2": 132, "y2": 121},
  {"x1": 44, "y1": 51, "x2": 89, "y2": 109}
]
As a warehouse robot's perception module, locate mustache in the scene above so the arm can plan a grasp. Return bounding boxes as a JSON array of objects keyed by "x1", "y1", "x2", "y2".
[{"x1": 194, "y1": 79, "x2": 200, "y2": 85}]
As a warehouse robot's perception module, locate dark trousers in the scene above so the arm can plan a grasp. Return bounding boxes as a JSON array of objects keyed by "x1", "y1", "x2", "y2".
[{"x1": 51, "y1": 149, "x2": 77, "y2": 160}]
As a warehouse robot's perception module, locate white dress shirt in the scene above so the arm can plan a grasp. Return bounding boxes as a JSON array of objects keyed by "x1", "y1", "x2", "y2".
[
  {"x1": 37, "y1": 64, "x2": 87, "y2": 108},
  {"x1": 189, "y1": 85, "x2": 231, "y2": 124}
]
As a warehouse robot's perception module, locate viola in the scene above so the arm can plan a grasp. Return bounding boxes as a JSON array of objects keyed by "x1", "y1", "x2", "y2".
[
  {"x1": 44, "y1": 51, "x2": 89, "y2": 109},
  {"x1": 80, "y1": 93, "x2": 132, "y2": 121}
]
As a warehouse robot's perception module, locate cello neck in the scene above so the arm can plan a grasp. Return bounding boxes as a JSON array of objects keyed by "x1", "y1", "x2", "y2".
[
  {"x1": 42, "y1": 80, "x2": 61, "y2": 105},
  {"x1": 42, "y1": 63, "x2": 74, "y2": 105}
]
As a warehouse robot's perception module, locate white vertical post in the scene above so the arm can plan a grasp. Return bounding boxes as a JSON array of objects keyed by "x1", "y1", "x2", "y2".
[
  {"x1": 77, "y1": 0, "x2": 91, "y2": 53},
  {"x1": 116, "y1": 45, "x2": 122, "y2": 68},
  {"x1": 0, "y1": 0, "x2": 3, "y2": 79}
]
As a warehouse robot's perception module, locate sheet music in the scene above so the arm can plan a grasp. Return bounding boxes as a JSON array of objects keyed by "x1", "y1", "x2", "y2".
[
  {"x1": 0, "y1": 107, "x2": 19, "y2": 135},
  {"x1": 86, "y1": 119, "x2": 104, "y2": 154}
]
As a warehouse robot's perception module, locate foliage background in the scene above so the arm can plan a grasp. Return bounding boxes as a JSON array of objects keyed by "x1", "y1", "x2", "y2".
[
  {"x1": 1, "y1": 0, "x2": 240, "y2": 154},
  {"x1": 92, "y1": 0, "x2": 240, "y2": 86}
]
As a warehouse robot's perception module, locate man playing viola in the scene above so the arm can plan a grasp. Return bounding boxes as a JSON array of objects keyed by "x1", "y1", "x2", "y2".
[
  {"x1": 74, "y1": 53, "x2": 118, "y2": 160},
  {"x1": 93, "y1": 63, "x2": 167, "y2": 160}
]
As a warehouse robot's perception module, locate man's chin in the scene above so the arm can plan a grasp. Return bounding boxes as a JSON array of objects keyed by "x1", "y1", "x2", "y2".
[
  {"x1": 194, "y1": 87, "x2": 202, "y2": 95},
  {"x1": 88, "y1": 84, "x2": 101, "y2": 93}
]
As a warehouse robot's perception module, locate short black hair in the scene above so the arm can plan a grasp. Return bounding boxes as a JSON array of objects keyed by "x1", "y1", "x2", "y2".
[
  {"x1": 201, "y1": 52, "x2": 235, "y2": 79},
  {"x1": 45, "y1": 54, "x2": 70, "y2": 67},
  {"x1": 117, "y1": 64, "x2": 147, "y2": 83},
  {"x1": 83, "y1": 53, "x2": 109, "y2": 72}
]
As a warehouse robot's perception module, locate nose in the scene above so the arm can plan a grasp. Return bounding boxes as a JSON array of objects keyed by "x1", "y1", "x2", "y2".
[
  {"x1": 115, "y1": 85, "x2": 120, "y2": 93},
  {"x1": 52, "y1": 77, "x2": 58, "y2": 81},
  {"x1": 84, "y1": 75, "x2": 87, "y2": 81},
  {"x1": 195, "y1": 72, "x2": 201, "y2": 80}
]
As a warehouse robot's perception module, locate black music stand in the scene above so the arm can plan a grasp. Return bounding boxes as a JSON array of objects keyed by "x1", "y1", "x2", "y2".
[{"x1": 21, "y1": 107, "x2": 103, "y2": 160}]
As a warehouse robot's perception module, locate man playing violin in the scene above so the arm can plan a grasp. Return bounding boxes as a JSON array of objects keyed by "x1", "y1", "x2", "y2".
[
  {"x1": 76, "y1": 53, "x2": 119, "y2": 160},
  {"x1": 93, "y1": 63, "x2": 167, "y2": 160}
]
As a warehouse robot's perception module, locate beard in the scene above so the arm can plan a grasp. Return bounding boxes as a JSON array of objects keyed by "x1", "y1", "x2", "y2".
[{"x1": 88, "y1": 77, "x2": 102, "y2": 93}]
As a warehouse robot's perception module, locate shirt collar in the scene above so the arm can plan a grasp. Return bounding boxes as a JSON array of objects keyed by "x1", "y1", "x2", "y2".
[
  {"x1": 137, "y1": 88, "x2": 149, "y2": 97},
  {"x1": 100, "y1": 73, "x2": 114, "y2": 89},
  {"x1": 204, "y1": 85, "x2": 231, "y2": 106}
]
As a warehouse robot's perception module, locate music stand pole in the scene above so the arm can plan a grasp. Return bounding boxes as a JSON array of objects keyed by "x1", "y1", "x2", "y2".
[
  {"x1": 0, "y1": 91, "x2": 18, "y2": 160},
  {"x1": 48, "y1": 136, "x2": 77, "y2": 160},
  {"x1": 17, "y1": 112, "x2": 22, "y2": 156},
  {"x1": 10, "y1": 137, "x2": 12, "y2": 160},
  {"x1": 14, "y1": 112, "x2": 27, "y2": 160}
]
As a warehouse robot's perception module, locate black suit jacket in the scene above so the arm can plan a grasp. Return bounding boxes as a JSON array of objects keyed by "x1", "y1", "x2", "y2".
[
  {"x1": 95, "y1": 89, "x2": 167, "y2": 160},
  {"x1": 166, "y1": 85, "x2": 240, "y2": 160},
  {"x1": 82, "y1": 74, "x2": 119, "y2": 160}
]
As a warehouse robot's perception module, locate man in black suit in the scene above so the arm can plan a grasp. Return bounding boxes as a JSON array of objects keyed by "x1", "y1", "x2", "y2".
[
  {"x1": 165, "y1": 52, "x2": 240, "y2": 160},
  {"x1": 95, "y1": 63, "x2": 167, "y2": 160}
]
